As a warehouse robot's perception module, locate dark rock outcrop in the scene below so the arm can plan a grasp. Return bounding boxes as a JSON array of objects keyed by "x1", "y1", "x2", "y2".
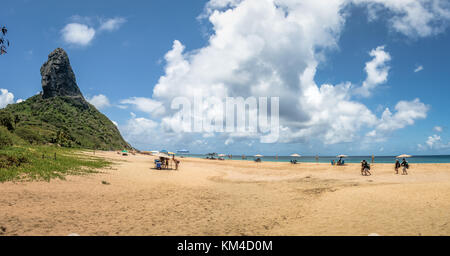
[{"x1": 40, "y1": 48, "x2": 84, "y2": 99}]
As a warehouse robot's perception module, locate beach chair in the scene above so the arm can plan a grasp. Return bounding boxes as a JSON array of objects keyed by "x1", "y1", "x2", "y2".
[{"x1": 156, "y1": 162, "x2": 162, "y2": 170}]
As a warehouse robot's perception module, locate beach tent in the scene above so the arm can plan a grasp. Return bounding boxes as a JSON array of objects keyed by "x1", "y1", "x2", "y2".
[
  {"x1": 122, "y1": 150, "x2": 129, "y2": 156},
  {"x1": 397, "y1": 154, "x2": 412, "y2": 158}
]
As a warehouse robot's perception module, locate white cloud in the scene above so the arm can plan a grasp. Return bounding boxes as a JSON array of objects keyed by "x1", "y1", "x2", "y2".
[
  {"x1": 119, "y1": 113, "x2": 159, "y2": 147},
  {"x1": 0, "y1": 89, "x2": 15, "y2": 109},
  {"x1": 61, "y1": 23, "x2": 96, "y2": 46},
  {"x1": 355, "y1": 46, "x2": 391, "y2": 97},
  {"x1": 129, "y1": 0, "x2": 444, "y2": 146},
  {"x1": 112, "y1": 120, "x2": 118, "y2": 127},
  {"x1": 434, "y1": 126, "x2": 443, "y2": 132},
  {"x1": 87, "y1": 94, "x2": 111, "y2": 109},
  {"x1": 414, "y1": 65, "x2": 424, "y2": 72},
  {"x1": 99, "y1": 17, "x2": 127, "y2": 31},
  {"x1": 368, "y1": 98, "x2": 429, "y2": 136},
  {"x1": 426, "y1": 134, "x2": 441, "y2": 148},
  {"x1": 354, "y1": 0, "x2": 450, "y2": 37},
  {"x1": 120, "y1": 97, "x2": 165, "y2": 116},
  {"x1": 422, "y1": 134, "x2": 450, "y2": 150},
  {"x1": 61, "y1": 16, "x2": 127, "y2": 46},
  {"x1": 16, "y1": 99, "x2": 24, "y2": 104}
]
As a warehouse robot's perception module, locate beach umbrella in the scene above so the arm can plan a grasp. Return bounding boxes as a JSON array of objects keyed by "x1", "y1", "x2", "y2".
[
  {"x1": 154, "y1": 152, "x2": 170, "y2": 158},
  {"x1": 290, "y1": 153, "x2": 301, "y2": 157},
  {"x1": 397, "y1": 154, "x2": 412, "y2": 158},
  {"x1": 218, "y1": 154, "x2": 226, "y2": 157},
  {"x1": 122, "y1": 150, "x2": 128, "y2": 153},
  {"x1": 254, "y1": 154, "x2": 264, "y2": 158},
  {"x1": 337, "y1": 154, "x2": 348, "y2": 158}
]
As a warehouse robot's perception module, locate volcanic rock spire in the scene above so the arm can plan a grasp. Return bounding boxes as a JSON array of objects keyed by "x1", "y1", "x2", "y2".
[{"x1": 40, "y1": 48, "x2": 84, "y2": 99}]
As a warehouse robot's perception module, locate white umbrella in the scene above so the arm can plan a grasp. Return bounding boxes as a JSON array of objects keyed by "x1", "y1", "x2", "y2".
[
  {"x1": 218, "y1": 154, "x2": 226, "y2": 157},
  {"x1": 254, "y1": 154, "x2": 264, "y2": 158},
  {"x1": 337, "y1": 155, "x2": 348, "y2": 158},
  {"x1": 154, "y1": 153, "x2": 170, "y2": 158},
  {"x1": 290, "y1": 154, "x2": 301, "y2": 157},
  {"x1": 397, "y1": 154, "x2": 412, "y2": 158}
]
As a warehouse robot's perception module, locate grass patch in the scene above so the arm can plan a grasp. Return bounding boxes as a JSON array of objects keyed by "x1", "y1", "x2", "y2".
[{"x1": 0, "y1": 145, "x2": 111, "y2": 182}]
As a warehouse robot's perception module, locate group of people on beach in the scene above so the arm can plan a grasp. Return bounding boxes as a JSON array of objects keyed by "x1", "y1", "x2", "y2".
[
  {"x1": 359, "y1": 158, "x2": 410, "y2": 176},
  {"x1": 360, "y1": 160, "x2": 372, "y2": 176},
  {"x1": 395, "y1": 158, "x2": 410, "y2": 175},
  {"x1": 332, "y1": 158, "x2": 345, "y2": 166}
]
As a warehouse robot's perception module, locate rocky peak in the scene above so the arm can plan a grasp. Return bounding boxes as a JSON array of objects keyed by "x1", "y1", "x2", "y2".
[{"x1": 40, "y1": 48, "x2": 84, "y2": 99}]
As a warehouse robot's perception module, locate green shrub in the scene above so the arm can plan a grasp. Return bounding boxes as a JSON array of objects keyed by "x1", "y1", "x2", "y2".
[
  {"x1": 14, "y1": 127, "x2": 44, "y2": 144},
  {"x1": 0, "y1": 127, "x2": 14, "y2": 148},
  {"x1": 0, "y1": 111, "x2": 14, "y2": 131}
]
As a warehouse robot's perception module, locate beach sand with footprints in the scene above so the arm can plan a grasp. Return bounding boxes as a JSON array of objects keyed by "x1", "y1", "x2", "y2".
[{"x1": 1, "y1": 151, "x2": 450, "y2": 236}]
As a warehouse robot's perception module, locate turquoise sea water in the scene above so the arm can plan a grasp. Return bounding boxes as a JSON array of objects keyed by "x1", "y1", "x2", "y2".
[{"x1": 181, "y1": 154, "x2": 450, "y2": 164}]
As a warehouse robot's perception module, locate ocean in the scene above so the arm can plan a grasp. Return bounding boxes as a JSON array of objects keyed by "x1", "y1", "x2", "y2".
[{"x1": 181, "y1": 154, "x2": 450, "y2": 164}]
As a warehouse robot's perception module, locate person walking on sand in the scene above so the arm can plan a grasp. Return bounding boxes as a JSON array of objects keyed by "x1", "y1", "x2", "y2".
[
  {"x1": 360, "y1": 160, "x2": 365, "y2": 176},
  {"x1": 401, "y1": 158, "x2": 409, "y2": 175},
  {"x1": 395, "y1": 159, "x2": 401, "y2": 174},
  {"x1": 361, "y1": 160, "x2": 371, "y2": 176}
]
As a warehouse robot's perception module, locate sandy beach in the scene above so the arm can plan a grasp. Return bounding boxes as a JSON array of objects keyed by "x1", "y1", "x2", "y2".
[{"x1": 1, "y1": 151, "x2": 450, "y2": 236}]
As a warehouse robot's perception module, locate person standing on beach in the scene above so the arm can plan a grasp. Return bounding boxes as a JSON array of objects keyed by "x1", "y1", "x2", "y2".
[
  {"x1": 401, "y1": 158, "x2": 409, "y2": 175},
  {"x1": 395, "y1": 159, "x2": 401, "y2": 174}
]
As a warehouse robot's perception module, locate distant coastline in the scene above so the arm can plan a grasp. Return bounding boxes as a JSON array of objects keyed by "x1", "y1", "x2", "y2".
[{"x1": 180, "y1": 154, "x2": 450, "y2": 164}]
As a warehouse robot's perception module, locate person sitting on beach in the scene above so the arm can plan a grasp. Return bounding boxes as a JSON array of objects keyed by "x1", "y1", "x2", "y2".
[
  {"x1": 395, "y1": 159, "x2": 401, "y2": 175},
  {"x1": 401, "y1": 158, "x2": 409, "y2": 175},
  {"x1": 337, "y1": 158, "x2": 342, "y2": 166}
]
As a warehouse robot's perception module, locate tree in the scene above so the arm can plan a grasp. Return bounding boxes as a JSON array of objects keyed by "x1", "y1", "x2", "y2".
[
  {"x1": 1, "y1": 25, "x2": 9, "y2": 55},
  {"x1": 14, "y1": 115, "x2": 20, "y2": 126},
  {"x1": 0, "y1": 112, "x2": 15, "y2": 131}
]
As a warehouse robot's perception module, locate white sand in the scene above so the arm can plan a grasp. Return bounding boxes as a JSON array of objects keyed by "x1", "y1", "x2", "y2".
[{"x1": 1, "y1": 151, "x2": 450, "y2": 236}]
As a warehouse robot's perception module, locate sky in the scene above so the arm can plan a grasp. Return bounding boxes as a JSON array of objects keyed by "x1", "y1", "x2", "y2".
[{"x1": 1, "y1": 0, "x2": 450, "y2": 156}]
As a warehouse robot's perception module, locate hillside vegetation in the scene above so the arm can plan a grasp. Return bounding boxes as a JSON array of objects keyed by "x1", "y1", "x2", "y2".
[{"x1": 0, "y1": 95, "x2": 130, "y2": 150}]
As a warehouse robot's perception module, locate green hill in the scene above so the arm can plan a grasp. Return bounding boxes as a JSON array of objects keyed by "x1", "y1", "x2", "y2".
[
  {"x1": 0, "y1": 95, "x2": 130, "y2": 150},
  {"x1": 0, "y1": 48, "x2": 131, "y2": 151}
]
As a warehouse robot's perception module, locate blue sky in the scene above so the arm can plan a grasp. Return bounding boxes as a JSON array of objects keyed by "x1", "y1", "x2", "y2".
[{"x1": 1, "y1": 0, "x2": 450, "y2": 156}]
